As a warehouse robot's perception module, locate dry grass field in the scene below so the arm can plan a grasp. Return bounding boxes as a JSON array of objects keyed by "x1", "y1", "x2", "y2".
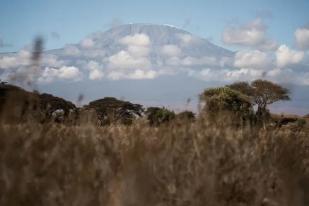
[{"x1": 0, "y1": 115, "x2": 308, "y2": 206}]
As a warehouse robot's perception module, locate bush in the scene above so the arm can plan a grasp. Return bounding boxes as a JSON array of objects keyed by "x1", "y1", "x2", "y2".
[
  {"x1": 146, "y1": 107, "x2": 175, "y2": 126},
  {"x1": 200, "y1": 87, "x2": 254, "y2": 125}
]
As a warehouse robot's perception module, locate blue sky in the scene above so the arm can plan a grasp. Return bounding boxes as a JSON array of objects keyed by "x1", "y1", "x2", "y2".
[{"x1": 1, "y1": 0, "x2": 309, "y2": 52}]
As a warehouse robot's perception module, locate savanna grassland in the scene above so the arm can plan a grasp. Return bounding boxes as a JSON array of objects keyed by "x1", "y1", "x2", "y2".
[{"x1": 0, "y1": 88, "x2": 308, "y2": 206}]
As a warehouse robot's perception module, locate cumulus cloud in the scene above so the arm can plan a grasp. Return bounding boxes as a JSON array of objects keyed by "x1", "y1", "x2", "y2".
[
  {"x1": 87, "y1": 61, "x2": 104, "y2": 80},
  {"x1": 295, "y1": 27, "x2": 309, "y2": 50},
  {"x1": 276, "y1": 45, "x2": 304, "y2": 68},
  {"x1": 234, "y1": 50, "x2": 272, "y2": 69},
  {"x1": 222, "y1": 18, "x2": 277, "y2": 50},
  {"x1": 161, "y1": 44, "x2": 182, "y2": 57},
  {"x1": 105, "y1": 33, "x2": 154, "y2": 80},
  {"x1": 165, "y1": 56, "x2": 220, "y2": 67},
  {"x1": 225, "y1": 68, "x2": 265, "y2": 81},
  {"x1": 106, "y1": 33, "x2": 157, "y2": 80},
  {"x1": 0, "y1": 50, "x2": 31, "y2": 69},
  {"x1": 189, "y1": 67, "x2": 266, "y2": 82},
  {"x1": 108, "y1": 50, "x2": 151, "y2": 69},
  {"x1": 127, "y1": 45, "x2": 149, "y2": 57},
  {"x1": 177, "y1": 33, "x2": 194, "y2": 45},
  {"x1": 42, "y1": 54, "x2": 65, "y2": 68},
  {"x1": 185, "y1": 56, "x2": 221, "y2": 67},
  {"x1": 80, "y1": 38, "x2": 95, "y2": 49},
  {"x1": 39, "y1": 66, "x2": 82, "y2": 83},
  {"x1": 119, "y1": 33, "x2": 150, "y2": 47},
  {"x1": 89, "y1": 69, "x2": 104, "y2": 80},
  {"x1": 128, "y1": 69, "x2": 157, "y2": 79},
  {"x1": 107, "y1": 69, "x2": 157, "y2": 80}
]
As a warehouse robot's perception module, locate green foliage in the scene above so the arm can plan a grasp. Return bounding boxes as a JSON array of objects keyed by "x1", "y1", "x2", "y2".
[
  {"x1": 200, "y1": 87, "x2": 252, "y2": 114},
  {"x1": 228, "y1": 79, "x2": 290, "y2": 111},
  {"x1": 146, "y1": 107, "x2": 175, "y2": 126},
  {"x1": 39, "y1": 93, "x2": 76, "y2": 118},
  {"x1": 85, "y1": 97, "x2": 144, "y2": 125},
  {"x1": 0, "y1": 83, "x2": 77, "y2": 123},
  {"x1": 228, "y1": 80, "x2": 290, "y2": 123},
  {"x1": 227, "y1": 81, "x2": 255, "y2": 97}
]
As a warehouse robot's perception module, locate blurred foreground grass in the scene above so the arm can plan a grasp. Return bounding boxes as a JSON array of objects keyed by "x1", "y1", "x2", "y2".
[{"x1": 0, "y1": 118, "x2": 308, "y2": 206}]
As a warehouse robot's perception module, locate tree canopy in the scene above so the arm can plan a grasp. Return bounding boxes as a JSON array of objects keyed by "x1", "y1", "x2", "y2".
[
  {"x1": 85, "y1": 97, "x2": 144, "y2": 125},
  {"x1": 200, "y1": 87, "x2": 252, "y2": 113},
  {"x1": 145, "y1": 107, "x2": 175, "y2": 126},
  {"x1": 227, "y1": 79, "x2": 290, "y2": 114}
]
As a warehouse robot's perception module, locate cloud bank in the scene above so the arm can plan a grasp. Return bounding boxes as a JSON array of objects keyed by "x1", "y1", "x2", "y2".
[
  {"x1": 0, "y1": 23, "x2": 308, "y2": 87},
  {"x1": 222, "y1": 18, "x2": 277, "y2": 51}
]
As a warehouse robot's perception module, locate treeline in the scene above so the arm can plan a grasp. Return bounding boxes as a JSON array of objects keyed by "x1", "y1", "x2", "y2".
[
  {"x1": 0, "y1": 80, "x2": 307, "y2": 127},
  {"x1": 0, "y1": 81, "x2": 195, "y2": 126}
]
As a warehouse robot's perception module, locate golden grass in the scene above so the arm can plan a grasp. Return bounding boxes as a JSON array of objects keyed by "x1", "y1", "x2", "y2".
[{"x1": 0, "y1": 117, "x2": 308, "y2": 206}]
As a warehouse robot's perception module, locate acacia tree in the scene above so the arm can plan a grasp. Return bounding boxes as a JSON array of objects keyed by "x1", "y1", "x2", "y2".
[
  {"x1": 228, "y1": 79, "x2": 290, "y2": 116},
  {"x1": 85, "y1": 97, "x2": 143, "y2": 125},
  {"x1": 200, "y1": 87, "x2": 253, "y2": 124}
]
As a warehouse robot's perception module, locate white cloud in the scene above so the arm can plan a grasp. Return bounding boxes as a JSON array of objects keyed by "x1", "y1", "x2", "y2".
[
  {"x1": 225, "y1": 68, "x2": 265, "y2": 81},
  {"x1": 0, "y1": 50, "x2": 31, "y2": 69},
  {"x1": 165, "y1": 55, "x2": 219, "y2": 67},
  {"x1": 39, "y1": 66, "x2": 82, "y2": 83},
  {"x1": 64, "y1": 45, "x2": 80, "y2": 56},
  {"x1": 56, "y1": 66, "x2": 81, "y2": 79},
  {"x1": 0, "y1": 56, "x2": 18, "y2": 69},
  {"x1": 128, "y1": 69, "x2": 157, "y2": 79},
  {"x1": 234, "y1": 50, "x2": 271, "y2": 69},
  {"x1": 182, "y1": 56, "x2": 218, "y2": 66},
  {"x1": 127, "y1": 45, "x2": 149, "y2": 57},
  {"x1": 82, "y1": 49, "x2": 105, "y2": 58},
  {"x1": 107, "y1": 33, "x2": 152, "y2": 75},
  {"x1": 89, "y1": 69, "x2": 104, "y2": 80},
  {"x1": 87, "y1": 60, "x2": 100, "y2": 71},
  {"x1": 177, "y1": 33, "x2": 194, "y2": 45},
  {"x1": 87, "y1": 61, "x2": 104, "y2": 80},
  {"x1": 295, "y1": 27, "x2": 309, "y2": 50},
  {"x1": 191, "y1": 67, "x2": 267, "y2": 82},
  {"x1": 42, "y1": 54, "x2": 64, "y2": 67},
  {"x1": 107, "y1": 71, "x2": 124, "y2": 80},
  {"x1": 161, "y1": 44, "x2": 181, "y2": 57},
  {"x1": 222, "y1": 18, "x2": 277, "y2": 50},
  {"x1": 80, "y1": 38, "x2": 95, "y2": 49},
  {"x1": 108, "y1": 50, "x2": 150, "y2": 69},
  {"x1": 119, "y1": 33, "x2": 150, "y2": 46},
  {"x1": 107, "y1": 69, "x2": 157, "y2": 80},
  {"x1": 276, "y1": 45, "x2": 304, "y2": 68}
]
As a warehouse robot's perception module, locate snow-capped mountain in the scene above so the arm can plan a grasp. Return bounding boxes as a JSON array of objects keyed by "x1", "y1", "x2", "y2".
[
  {"x1": 0, "y1": 24, "x2": 308, "y2": 114},
  {"x1": 42, "y1": 23, "x2": 234, "y2": 82}
]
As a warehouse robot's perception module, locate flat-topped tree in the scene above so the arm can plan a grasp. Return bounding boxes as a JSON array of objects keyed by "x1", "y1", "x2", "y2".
[
  {"x1": 199, "y1": 87, "x2": 254, "y2": 125},
  {"x1": 200, "y1": 87, "x2": 252, "y2": 114},
  {"x1": 227, "y1": 82, "x2": 255, "y2": 97},
  {"x1": 85, "y1": 97, "x2": 144, "y2": 125},
  {"x1": 251, "y1": 79, "x2": 290, "y2": 113},
  {"x1": 227, "y1": 79, "x2": 290, "y2": 116}
]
